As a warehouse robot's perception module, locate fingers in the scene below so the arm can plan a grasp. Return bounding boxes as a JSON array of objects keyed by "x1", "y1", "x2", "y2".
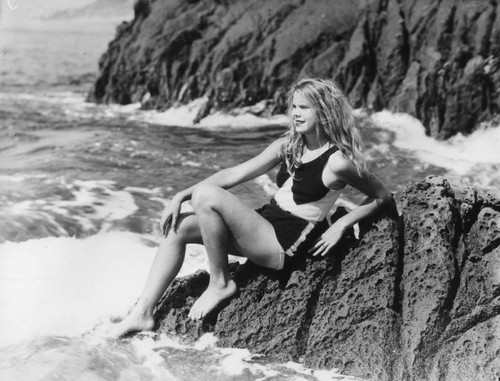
[
  {"x1": 308, "y1": 238, "x2": 332, "y2": 257},
  {"x1": 171, "y1": 215, "x2": 178, "y2": 233},
  {"x1": 162, "y1": 215, "x2": 171, "y2": 236},
  {"x1": 161, "y1": 213, "x2": 181, "y2": 236}
]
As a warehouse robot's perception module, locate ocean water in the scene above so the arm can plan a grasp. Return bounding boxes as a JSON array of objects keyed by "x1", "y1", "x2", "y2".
[{"x1": 1, "y1": 11, "x2": 499, "y2": 381}]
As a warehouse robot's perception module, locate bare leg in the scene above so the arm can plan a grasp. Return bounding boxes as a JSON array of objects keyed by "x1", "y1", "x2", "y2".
[
  {"x1": 188, "y1": 189, "x2": 238, "y2": 320},
  {"x1": 188, "y1": 184, "x2": 283, "y2": 320},
  {"x1": 107, "y1": 213, "x2": 202, "y2": 338}
]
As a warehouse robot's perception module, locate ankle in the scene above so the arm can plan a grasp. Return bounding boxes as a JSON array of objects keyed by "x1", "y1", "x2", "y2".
[
  {"x1": 208, "y1": 275, "x2": 231, "y2": 288},
  {"x1": 131, "y1": 300, "x2": 155, "y2": 318},
  {"x1": 209, "y1": 274, "x2": 236, "y2": 289}
]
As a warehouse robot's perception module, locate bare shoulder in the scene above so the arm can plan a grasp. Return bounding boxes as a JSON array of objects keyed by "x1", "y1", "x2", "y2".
[
  {"x1": 265, "y1": 136, "x2": 287, "y2": 156},
  {"x1": 248, "y1": 136, "x2": 287, "y2": 164},
  {"x1": 271, "y1": 136, "x2": 287, "y2": 149},
  {"x1": 326, "y1": 150, "x2": 357, "y2": 176},
  {"x1": 326, "y1": 150, "x2": 392, "y2": 201}
]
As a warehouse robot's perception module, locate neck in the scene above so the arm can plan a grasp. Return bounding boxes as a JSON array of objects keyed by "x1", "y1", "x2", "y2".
[{"x1": 303, "y1": 133, "x2": 328, "y2": 150}]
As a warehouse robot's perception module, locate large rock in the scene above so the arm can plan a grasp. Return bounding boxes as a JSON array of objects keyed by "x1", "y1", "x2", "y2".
[
  {"x1": 90, "y1": 0, "x2": 500, "y2": 138},
  {"x1": 397, "y1": 176, "x2": 461, "y2": 380},
  {"x1": 152, "y1": 176, "x2": 500, "y2": 380},
  {"x1": 428, "y1": 191, "x2": 500, "y2": 381},
  {"x1": 303, "y1": 209, "x2": 401, "y2": 380}
]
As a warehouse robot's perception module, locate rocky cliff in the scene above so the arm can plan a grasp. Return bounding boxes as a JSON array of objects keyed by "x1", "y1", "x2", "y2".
[
  {"x1": 151, "y1": 176, "x2": 499, "y2": 381},
  {"x1": 90, "y1": 0, "x2": 500, "y2": 138}
]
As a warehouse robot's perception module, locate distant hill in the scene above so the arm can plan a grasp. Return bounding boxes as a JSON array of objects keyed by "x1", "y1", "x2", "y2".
[{"x1": 49, "y1": 0, "x2": 135, "y2": 19}]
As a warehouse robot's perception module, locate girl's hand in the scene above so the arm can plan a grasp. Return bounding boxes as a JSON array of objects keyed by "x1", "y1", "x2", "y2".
[
  {"x1": 160, "y1": 194, "x2": 183, "y2": 236},
  {"x1": 309, "y1": 222, "x2": 347, "y2": 256}
]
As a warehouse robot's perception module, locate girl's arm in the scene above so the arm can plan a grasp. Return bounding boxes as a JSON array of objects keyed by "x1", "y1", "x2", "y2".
[
  {"x1": 177, "y1": 137, "x2": 285, "y2": 200},
  {"x1": 161, "y1": 137, "x2": 286, "y2": 234},
  {"x1": 310, "y1": 152, "x2": 394, "y2": 256}
]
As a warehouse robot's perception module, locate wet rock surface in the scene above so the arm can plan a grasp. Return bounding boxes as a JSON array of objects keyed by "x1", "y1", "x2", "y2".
[
  {"x1": 154, "y1": 176, "x2": 500, "y2": 381},
  {"x1": 90, "y1": 0, "x2": 500, "y2": 138}
]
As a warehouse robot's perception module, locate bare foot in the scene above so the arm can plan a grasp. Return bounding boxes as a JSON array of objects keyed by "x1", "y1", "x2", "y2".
[
  {"x1": 188, "y1": 279, "x2": 239, "y2": 320},
  {"x1": 104, "y1": 309, "x2": 155, "y2": 339}
]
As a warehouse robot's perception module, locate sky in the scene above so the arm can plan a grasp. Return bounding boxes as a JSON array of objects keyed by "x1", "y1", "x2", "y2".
[{"x1": 0, "y1": 0, "x2": 95, "y2": 22}]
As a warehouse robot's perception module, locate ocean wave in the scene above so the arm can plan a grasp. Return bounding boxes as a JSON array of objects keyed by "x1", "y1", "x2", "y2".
[
  {"x1": 368, "y1": 110, "x2": 500, "y2": 196},
  {"x1": 0, "y1": 231, "x2": 216, "y2": 347},
  {"x1": 0, "y1": 178, "x2": 140, "y2": 242}
]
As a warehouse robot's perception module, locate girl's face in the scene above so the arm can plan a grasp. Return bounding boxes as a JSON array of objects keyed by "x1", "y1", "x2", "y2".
[{"x1": 291, "y1": 91, "x2": 316, "y2": 135}]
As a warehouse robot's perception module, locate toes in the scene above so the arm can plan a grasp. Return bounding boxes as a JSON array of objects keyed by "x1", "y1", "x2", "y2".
[
  {"x1": 188, "y1": 306, "x2": 201, "y2": 320},
  {"x1": 194, "y1": 309, "x2": 204, "y2": 320},
  {"x1": 189, "y1": 301, "x2": 206, "y2": 320}
]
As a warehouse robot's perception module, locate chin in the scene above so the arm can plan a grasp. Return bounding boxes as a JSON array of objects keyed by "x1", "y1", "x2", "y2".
[{"x1": 296, "y1": 126, "x2": 313, "y2": 134}]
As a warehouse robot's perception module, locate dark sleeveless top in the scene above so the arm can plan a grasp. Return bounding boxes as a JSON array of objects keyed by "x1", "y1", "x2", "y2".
[{"x1": 276, "y1": 146, "x2": 339, "y2": 205}]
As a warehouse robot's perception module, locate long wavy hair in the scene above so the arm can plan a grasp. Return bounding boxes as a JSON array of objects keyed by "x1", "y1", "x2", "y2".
[{"x1": 282, "y1": 78, "x2": 366, "y2": 175}]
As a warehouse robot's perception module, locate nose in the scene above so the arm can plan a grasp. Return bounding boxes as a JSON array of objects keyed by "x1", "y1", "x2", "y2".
[{"x1": 292, "y1": 107, "x2": 301, "y2": 118}]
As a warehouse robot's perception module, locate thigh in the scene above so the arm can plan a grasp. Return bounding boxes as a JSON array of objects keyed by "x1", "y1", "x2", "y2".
[
  {"x1": 173, "y1": 211, "x2": 268, "y2": 258},
  {"x1": 209, "y1": 190, "x2": 283, "y2": 269},
  {"x1": 172, "y1": 211, "x2": 249, "y2": 256}
]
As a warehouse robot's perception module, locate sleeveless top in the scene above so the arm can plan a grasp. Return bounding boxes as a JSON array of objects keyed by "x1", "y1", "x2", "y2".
[{"x1": 274, "y1": 144, "x2": 342, "y2": 223}]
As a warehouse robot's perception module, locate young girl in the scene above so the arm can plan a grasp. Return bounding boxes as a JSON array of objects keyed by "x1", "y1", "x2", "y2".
[{"x1": 108, "y1": 78, "x2": 393, "y2": 338}]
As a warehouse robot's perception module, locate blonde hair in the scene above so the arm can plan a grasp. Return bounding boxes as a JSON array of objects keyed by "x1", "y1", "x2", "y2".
[{"x1": 282, "y1": 78, "x2": 366, "y2": 175}]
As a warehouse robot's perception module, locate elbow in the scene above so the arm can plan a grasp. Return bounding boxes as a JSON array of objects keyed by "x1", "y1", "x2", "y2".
[
  {"x1": 384, "y1": 191, "x2": 394, "y2": 205},
  {"x1": 220, "y1": 167, "x2": 243, "y2": 188},
  {"x1": 379, "y1": 192, "x2": 397, "y2": 216},
  {"x1": 378, "y1": 191, "x2": 394, "y2": 208}
]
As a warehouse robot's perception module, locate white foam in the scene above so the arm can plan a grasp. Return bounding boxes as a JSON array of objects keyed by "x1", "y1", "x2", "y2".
[
  {"x1": 134, "y1": 97, "x2": 209, "y2": 127},
  {"x1": 124, "y1": 186, "x2": 162, "y2": 195},
  {"x1": 3, "y1": 179, "x2": 139, "y2": 234},
  {"x1": 212, "y1": 348, "x2": 361, "y2": 380},
  {"x1": 0, "y1": 232, "x2": 154, "y2": 346},
  {"x1": 282, "y1": 361, "x2": 363, "y2": 380},
  {"x1": 193, "y1": 333, "x2": 219, "y2": 350},
  {"x1": 129, "y1": 97, "x2": 288, "y2": 129},
  {"x1": 1, "y1": 91, "x2": 288, "y2": 130},
  {"x1": 254, "y1": 174, "x2": 278, "y2": 196},
  {"x1": 128, "y1": 336, "x2": 179, "y2": 380},
  {"x1": 218, "y1": 348, "x2": 260, "y2": 376},
  {"x1": 370, "y1": 110, "x2": 500, "y2": 174},
  {"x1": 0, "y1": 175, "x2": 29, "y2": 182},
  {"x1": 72, "y1": 180, "x2": 138, "y2": 229},
  {"x1": 0, "y1": 232, "x2": 213, "y2": 347},
  {"x1": 0, "y1": 174, "x2": 47, "y2": 182},
  {"x1": 183, "y1": 160, "x2": 203, "y2": 167},
  {"x1": 199, "y1": 110, "x2": 287, "y2": 129},
  {"x1": 368, "y1": 110, "x2": 500, "y2": 196},
  {"x1": 0, "y1": 91, "x2": 143, "y2": 123}
]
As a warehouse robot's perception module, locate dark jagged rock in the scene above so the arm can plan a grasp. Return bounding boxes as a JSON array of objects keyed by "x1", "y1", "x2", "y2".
[
  {"x1": 398, "y1": 176, "x2": 461, "y2": 380},
  {"x1": 153, "y1": 176, "x2": 500, "y2": 381},
  {"x1": 431, "y1": 191, "x2": 500, "y2": 381},
  {"x1": 303, "y1": 208, "x2": 401, "y2": 380},
  {"x1": 90, "y1": 0, "x2": 500, "y2": 138}
]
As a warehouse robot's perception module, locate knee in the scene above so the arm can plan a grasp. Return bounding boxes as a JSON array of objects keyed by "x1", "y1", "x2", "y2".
[
  {"x1": 191, "y1": 184, "x2": 224, "y2": 212},
  {"x1": 163, "y1": 214, "x2": 198, "y2": 244}
]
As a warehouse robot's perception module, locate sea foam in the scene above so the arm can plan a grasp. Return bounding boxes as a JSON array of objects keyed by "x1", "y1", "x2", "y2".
[
  {"x1": 370, "y1": 110, "x2": 500, "y2": 173},
  {"x1": 0, "y1": 232, "x2": 212, "y2": 347},
  {"x1": 368, "y1": 110, "x2": 500, "y2": 196}
]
